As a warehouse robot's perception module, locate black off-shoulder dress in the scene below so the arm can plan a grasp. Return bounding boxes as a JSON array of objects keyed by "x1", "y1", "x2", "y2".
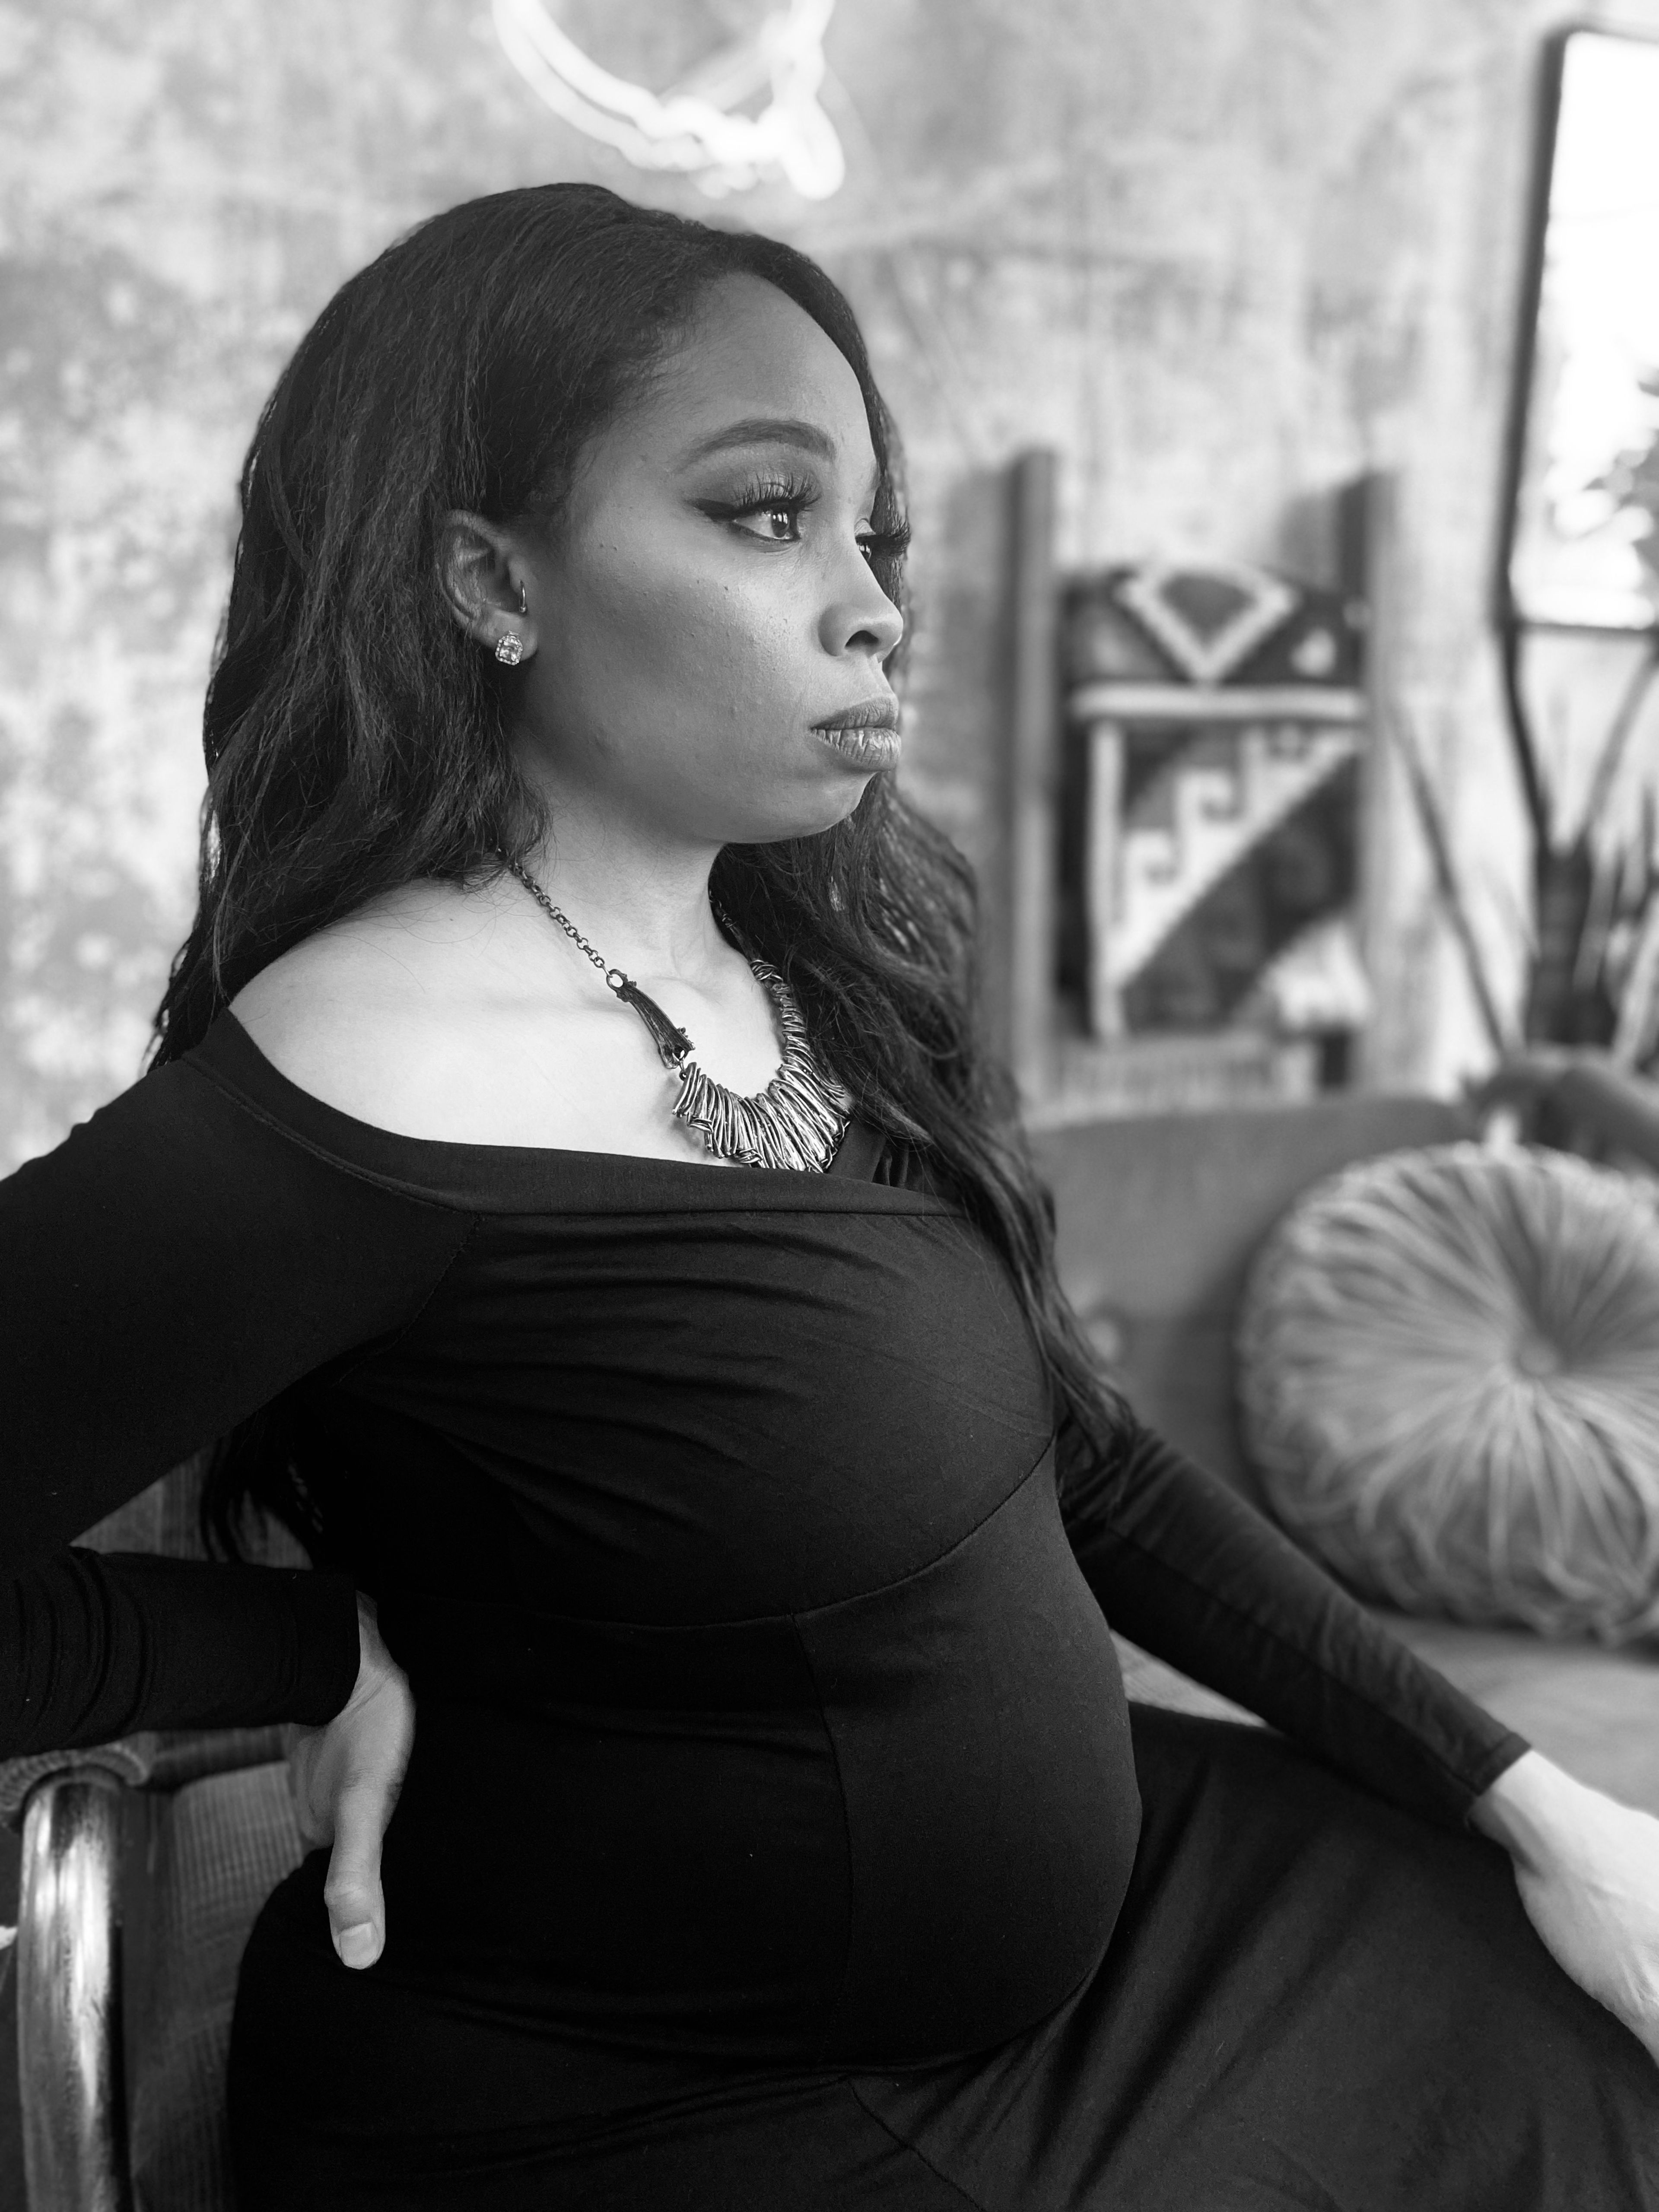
[{"x1": 3, "y1": 1017, "x2": 1656, "y2": 2210}]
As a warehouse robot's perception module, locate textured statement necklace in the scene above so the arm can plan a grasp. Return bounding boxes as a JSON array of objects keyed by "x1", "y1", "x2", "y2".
[{"x1": 506, "y1": 859, "x2": 850, "y2": 1173}]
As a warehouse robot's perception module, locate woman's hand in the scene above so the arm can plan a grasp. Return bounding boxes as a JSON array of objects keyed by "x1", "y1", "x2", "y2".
[
  {"x1": 285, "y1": 1593, "x2": 415, "y2": 1970},
  {"x1": 1472, "y1": 1750, "x2": 1659, "y2": 2063}
]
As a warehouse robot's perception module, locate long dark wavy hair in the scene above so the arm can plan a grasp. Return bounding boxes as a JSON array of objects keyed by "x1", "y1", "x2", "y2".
[{"x1": 159, "y1": 183, "x2": 1125, "y2": 1556}]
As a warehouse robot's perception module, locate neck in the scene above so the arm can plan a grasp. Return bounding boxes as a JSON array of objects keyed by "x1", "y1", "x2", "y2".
[{"x1": 512, "y1": 810, "x2": 728, "y2": 985}]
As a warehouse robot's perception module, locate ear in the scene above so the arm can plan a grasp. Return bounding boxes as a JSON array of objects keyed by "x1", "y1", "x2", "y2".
[{"x1": 438, "y1": 512, "x2": 539, "y2": 662}]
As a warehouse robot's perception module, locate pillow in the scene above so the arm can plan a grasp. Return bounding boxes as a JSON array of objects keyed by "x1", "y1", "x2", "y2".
[{"x1": 1236, "y1": 1142, "x2": 1659, "y2": 1642}]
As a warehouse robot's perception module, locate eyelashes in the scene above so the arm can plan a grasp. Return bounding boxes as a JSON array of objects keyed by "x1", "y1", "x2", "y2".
[
  {"x1": 721, "y1": 470, "x2": 818, "y2": 541},
  {"x1": 734, "y1": 470, "x2": 814, "y2": 511},
  {"x1": 862, "y1": 511, "x2": 912, "y2": 565},
  {"x1": 701, "y1": 471, "x2": 911, "y2": 566}
]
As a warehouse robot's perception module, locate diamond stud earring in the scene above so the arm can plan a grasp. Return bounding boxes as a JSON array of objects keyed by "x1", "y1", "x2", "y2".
[{"x1": 494, "y1": 632, "x2": 524, "y2": 667}]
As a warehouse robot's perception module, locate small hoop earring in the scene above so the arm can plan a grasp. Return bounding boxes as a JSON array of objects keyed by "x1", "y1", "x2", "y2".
[
  {"x1": 518, "y1": 581, "x2": 528, "y2": 616},
  {"x1": 494, "y1": 632, "x2": 524, "y2": 667}
]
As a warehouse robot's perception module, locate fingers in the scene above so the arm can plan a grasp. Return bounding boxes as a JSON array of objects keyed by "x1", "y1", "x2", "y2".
[
  {"x1": 295, "y1": 1597, "x2": 417, "y2": 1972},
  {"x1": 284, "y1": 1728, "x2": 334, "y2": 1852},
  {"x1": 322, "y1": 1778, "x2": 391, "y2": 1970}
]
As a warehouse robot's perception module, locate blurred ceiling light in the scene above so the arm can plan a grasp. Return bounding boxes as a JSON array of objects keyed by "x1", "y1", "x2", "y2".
[{"x1": 492, "y1": 0, "x2": 845, "y2": 200}]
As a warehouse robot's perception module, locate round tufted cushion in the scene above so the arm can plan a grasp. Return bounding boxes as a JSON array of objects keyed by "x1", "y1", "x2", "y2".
[{"x1": 1237, "y1": 1142, "x2": 1659, "y2": 1642}]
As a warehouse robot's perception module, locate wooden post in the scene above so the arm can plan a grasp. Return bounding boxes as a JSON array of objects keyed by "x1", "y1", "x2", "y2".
[
  {"x1": 1345, "y1": 470, "x2": 1394, "y2": 1090},
  {"x1": 1007, "y1": 448, "x2": 1061, "y2": 1102},
  {"x1": 1086, "y1": 718, "x2": 1125, "y2": 1038}
]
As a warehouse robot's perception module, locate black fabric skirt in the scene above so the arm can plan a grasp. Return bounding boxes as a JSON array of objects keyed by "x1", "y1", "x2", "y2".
[{"x1": 230, "y1": 1707, "x2": 1659, "y2": 2210}]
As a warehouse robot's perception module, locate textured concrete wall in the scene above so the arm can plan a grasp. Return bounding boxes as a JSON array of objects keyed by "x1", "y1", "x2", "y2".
[{"x1": 3, "y1": 0, "x2": 1654, "y2": 1159}]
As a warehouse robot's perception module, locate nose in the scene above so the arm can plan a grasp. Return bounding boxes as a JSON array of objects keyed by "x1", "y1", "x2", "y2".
[{"x1": 818, "y1": 548, "x2": 905, "y2": 665}]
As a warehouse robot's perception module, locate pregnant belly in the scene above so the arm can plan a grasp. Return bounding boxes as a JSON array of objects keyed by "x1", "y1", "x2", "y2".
[{"x1": 375, "y1": 1456, "x2": 1141, "y2": 2068}]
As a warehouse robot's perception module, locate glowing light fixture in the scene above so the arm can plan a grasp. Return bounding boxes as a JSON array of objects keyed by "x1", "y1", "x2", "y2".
[{"x1": 492, "y1": 0, "x2": 845, "y2": 200}]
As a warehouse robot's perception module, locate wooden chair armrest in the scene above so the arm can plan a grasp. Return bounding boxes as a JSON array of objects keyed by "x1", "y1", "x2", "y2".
[
  {"x1": 0, "y1": 1743, "x2": 156, "y2": 1835},
  {"x1": 0, "y1": 1728, "x2": 289, "y2": 1833},
  {"x1": 17, "y1": 1767, "x2": 131, "y2": 2210}
]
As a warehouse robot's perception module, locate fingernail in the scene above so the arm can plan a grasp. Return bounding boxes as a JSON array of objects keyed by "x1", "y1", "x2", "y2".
[{"x1": 337, "y1": 1923, "x2": 379, "y2": 1969}]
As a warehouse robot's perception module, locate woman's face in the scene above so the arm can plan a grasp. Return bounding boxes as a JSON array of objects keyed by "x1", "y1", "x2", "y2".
[{"x1": 510, "y1": 272, "x2": 906, "y2": 851}]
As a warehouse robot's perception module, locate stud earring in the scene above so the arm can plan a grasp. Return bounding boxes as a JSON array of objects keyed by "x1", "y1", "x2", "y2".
[{"x1": 494, "y1": 632, "x2": 524, "y2": 667}]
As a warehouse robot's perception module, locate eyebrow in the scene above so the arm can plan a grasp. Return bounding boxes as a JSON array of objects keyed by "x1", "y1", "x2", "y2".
[{"x1": 679, "y1": 415, "x2": 839, "y2": 465}]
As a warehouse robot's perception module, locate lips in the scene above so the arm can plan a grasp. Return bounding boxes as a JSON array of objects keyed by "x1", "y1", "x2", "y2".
[{"x1": 813, "y1": 699, "x2": 902, "y2": 771}]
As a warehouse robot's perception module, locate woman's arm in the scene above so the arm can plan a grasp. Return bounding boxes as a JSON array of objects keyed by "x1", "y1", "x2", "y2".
[
  {"x1": 0, "y1": 1554, "x2": 416, "y2": 1970},
  {"x1": 1064, "y1": 1412, "x2": 1659, "y2": 2061},
  {"x1": 1058, "y1": 1412, "x2": 1526, "y2": 1826},
  {"x1": 0, "y1": 1548, "x2": 359, "y2": 1755},
  {"x1": 0, "y1": 1035, "x2": 469, "y2": 1956},
  {"x1": 2, "y1": 1034, "x2": 472, "y2": 1563},
  {"x1": 0, "y1": 1031, "x2": 469, "y2": 1715}
]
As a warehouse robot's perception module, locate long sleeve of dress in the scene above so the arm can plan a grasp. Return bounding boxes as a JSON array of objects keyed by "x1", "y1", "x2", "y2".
[
  {"x1": 0, "y1": 1549, "x2": 360, "y2": 1753},
  {"x1": 3, "y1": 1050, "x2": 474, "y2": 1561},
  {"x1": 0, "y1": 1045, "x2": 475, "y2": 1750},
  {"x1": 1058, "y1": 1409, "x2": 1529, "y2": 1829}
]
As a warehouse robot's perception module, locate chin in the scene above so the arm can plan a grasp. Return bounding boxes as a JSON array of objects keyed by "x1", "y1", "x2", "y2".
[
  {"x1": 708, "y1": 763, "x2": 879, "y2": 848},
  {"x1": 753, "y1": 784, "x2": 877, "y2": 845}
]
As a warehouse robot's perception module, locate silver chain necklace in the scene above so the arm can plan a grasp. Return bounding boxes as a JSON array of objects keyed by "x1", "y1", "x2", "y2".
[{"x1": 505, "y1": 858, "x2": 850, "y2": 1173}]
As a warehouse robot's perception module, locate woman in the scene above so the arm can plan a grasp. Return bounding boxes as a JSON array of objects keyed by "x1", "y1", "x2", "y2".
[{"x1": 4, "y1": 184, "x2": 1659, "y2": 2211}]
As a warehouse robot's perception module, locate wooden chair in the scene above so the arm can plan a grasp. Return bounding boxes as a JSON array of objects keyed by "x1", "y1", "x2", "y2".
[{"x1": 5, "y1": 1466, "x2": 304, "y2": 2212}]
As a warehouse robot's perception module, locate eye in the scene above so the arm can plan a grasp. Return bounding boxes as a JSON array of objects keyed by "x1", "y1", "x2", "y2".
[
  {"x1": 733, "y1": 499, "x2": 806, "y2": 543},
  {"x1": 858, "y1": 519, "x2": 912, "y2": 569},
  {"x1": 700, "y1": 473, "x2": 817, "y2": 546}
]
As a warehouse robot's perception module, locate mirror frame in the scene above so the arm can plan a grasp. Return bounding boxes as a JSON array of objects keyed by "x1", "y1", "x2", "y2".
[{"x1": 1498, "y1": 22, "x2": 1659, "y2": 644}]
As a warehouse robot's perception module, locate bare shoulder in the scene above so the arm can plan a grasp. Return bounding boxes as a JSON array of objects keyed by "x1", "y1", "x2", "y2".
[
  {"x1": 225, "y1": 875, "x2": 734, "y2": 1157},
  {"x1": 229, "y1": 879, "x2": 520, "y2": 1118}
]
